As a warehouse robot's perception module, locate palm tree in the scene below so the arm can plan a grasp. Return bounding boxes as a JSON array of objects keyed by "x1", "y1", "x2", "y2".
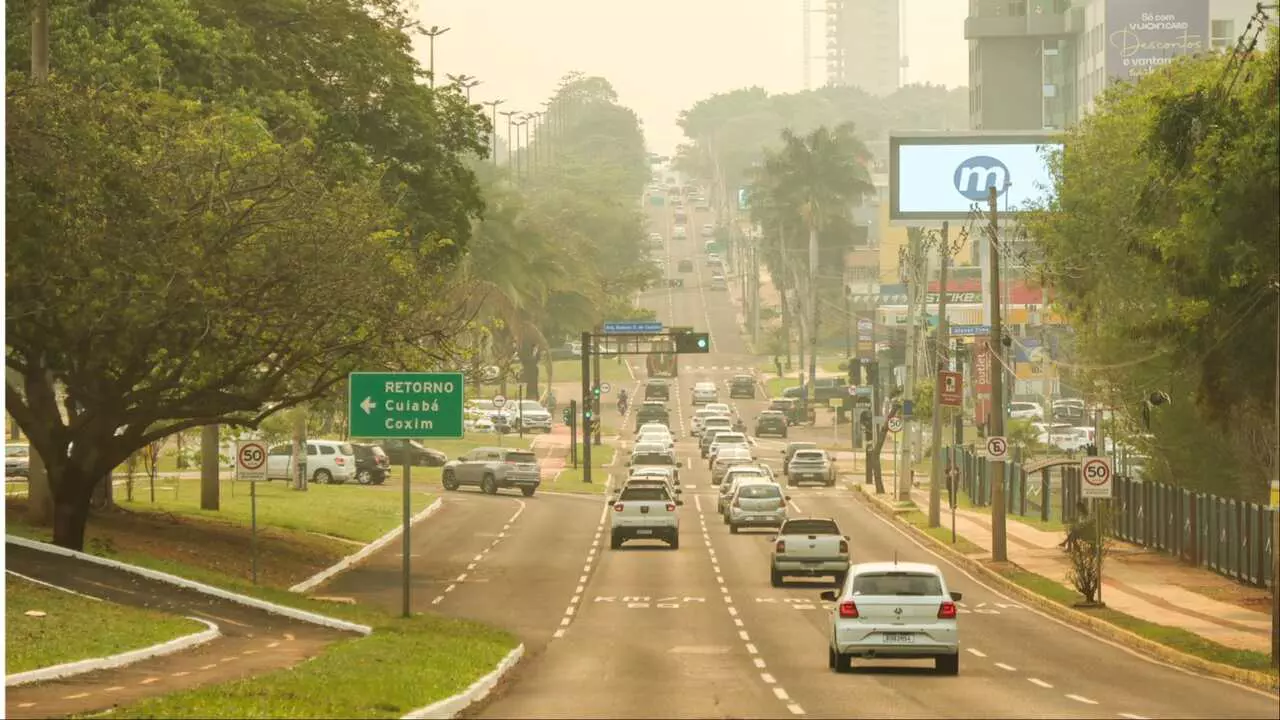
[{"x1": 756, "y1": 123, "x2": 873, "y2": 414}]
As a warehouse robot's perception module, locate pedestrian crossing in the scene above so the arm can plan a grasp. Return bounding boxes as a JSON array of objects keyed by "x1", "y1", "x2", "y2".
[{"x1": 684, "y1": 366, "x2": 757, "y2": 373}]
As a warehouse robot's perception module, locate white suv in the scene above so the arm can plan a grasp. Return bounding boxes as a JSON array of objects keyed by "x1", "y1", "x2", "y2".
[
  {"x1": 504, "y1": 400, "x2": 553, "y2": 432},
  {"x1": 267, "y1": 440, "x2": 356, "y2": 484}
]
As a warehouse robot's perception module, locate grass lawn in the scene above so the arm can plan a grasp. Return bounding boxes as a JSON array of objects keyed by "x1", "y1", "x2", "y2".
[
  {"x1": 898, "y1": 506, "x2": 987, "y2": 555},
  {"x1": 541, "y1": 467, "x2": 609, "y2": 495},
  {"x1": 948, "y1": 487, "x2": 1066, "y2": 533},
  {"x1": 5, "y1": 575, "x2": 206, "y2": 674},
  {"x1": 996, "y1": 566, "x2": 1278, "y2": 677},
  {"x1": 117, "y1": 478, "x2": 433, "y2": 544},
  {"x1": 49, "y1": 552, "x2": 518, "y2": 719},
  {"x1": 764, "y1": 376, "x2": 801, "y2": 398}
]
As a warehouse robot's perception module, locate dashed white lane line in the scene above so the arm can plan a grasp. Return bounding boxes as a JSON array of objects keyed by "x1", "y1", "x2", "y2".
[
  {"x1": 773, "y1": 688, "x2": 790, "y2": 701},
  {"x1": 994, "y1": 662, "x2": 1017, "y2": 671},
  {"x1": 788, "y1": 704, "x2": 805, "y2": 715},
  {"x1": 553, "y1": 629, "x2": 566, "y2": 638},
  {"x1": 1118, "y1": 714, "x2": 1149, "y2": 720},
  {"x1": 761, "y1": 673, "x2": 777, "y2": 684},
  {"x1": 198, "y1": 664, "x2": 217, "y2": 671},
  {"x1": 104, "y1": 686, "x2": 124, "y2": 692},
  {"x1": 965, "y1": 648, "x2": 987, "y2": 658},
  {"x1": 1066, "y1": 694, "x2": 1098, "y2": 705},
  {"x1": 1028, "y1": 678, "x2": 1053, "y2": 688},
  {"x1": 445, "y1": 583, "x2": 456, "y2": 593},
  {"x1": 455, "y1": 573, "x2": 468, "y2": 582},
  {"x1": 431, "y1": 595, "x2": 444, "y2": 605},
  {"x1": 564, "y1": 606, "x2": 576, "y2": 616},
  {"x1": 738, "y1": 630, "x2": 750, "y2": 641},
  {"x1": 746, "y1": 643, "x2": 759, "y2": 654},
  {"x1": 267, "y1": 641, "x2": 280, "y2": 649},
  {"x1": 753, "y1": 658, "x2": 767, "y2": 669},
  {"x1": 63, "y1": 693, "x2": 91, "y2": 700},
  {"x1": 466, "y1": 563, "x2": 476, "y2": 571},
  {"x1": 473, "y1": 554, "x2": 484, "y2": 562},
  {"x1": 171, "y1": 671, "x2": 190, "y2": 677},
  {"x1": 788, "y1": 500, "x2": 803, "y2": 513},
  {"x1": 139, "y1": 677, "x2": 160, "y2": 685}
]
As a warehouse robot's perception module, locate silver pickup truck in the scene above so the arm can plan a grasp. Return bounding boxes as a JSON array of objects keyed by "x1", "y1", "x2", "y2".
[
  {"x1": 770, "y1": 517, "x2": 850, "y2": 587},
  {"x1": 610, "y1": 485, "x2": 680, "y2": 550}
]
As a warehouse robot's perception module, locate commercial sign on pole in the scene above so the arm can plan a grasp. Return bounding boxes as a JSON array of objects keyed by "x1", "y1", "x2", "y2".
[
  {"x1": 1105, "y1": 0, "x2": 1209, "y2": 84},
  {"x1": 856, "y1": 315, "x2": 874, "y2": 357},
  {"x1": 974, "y1": 343, "x2": 992, "y2": 393},
  {"x1": 939, "y1": 371, "x2": 963, "y2": 408}
]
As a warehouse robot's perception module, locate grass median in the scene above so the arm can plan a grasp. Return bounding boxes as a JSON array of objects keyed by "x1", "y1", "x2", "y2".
[
  {"x1": 5, "y1": 574, "x2": 206, "y2": 674},
  {"x1": 47, "y1": 550, "x2": 519, "y2": 719},
  {"x1": 541, "y1": 445, "x2": 616, "y2": 495},
  {"x1": 994, "y1": 566, "x2": 1278, "y2": 678},
  {"x1": 117, "y1": 479, "x2": 435, "y2": 544}
]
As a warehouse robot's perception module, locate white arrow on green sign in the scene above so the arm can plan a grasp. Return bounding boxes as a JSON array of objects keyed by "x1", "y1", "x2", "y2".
[{"x1": 348, "y1": 372, "x2": 465, "y2": 438}]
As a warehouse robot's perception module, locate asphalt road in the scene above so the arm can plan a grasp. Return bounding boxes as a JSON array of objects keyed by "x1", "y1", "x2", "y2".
[{"x1": 443, "y1": 199, "x2": 1279, "y2": 718}]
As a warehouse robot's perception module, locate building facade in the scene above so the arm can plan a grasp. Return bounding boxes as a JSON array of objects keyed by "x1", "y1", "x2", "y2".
[
  {"x1": 826, "y1": 0, "x2": 903, "y2": 96},
  {"x1": 965, "y1": 0, "x2": 1262, "y2": 131}
]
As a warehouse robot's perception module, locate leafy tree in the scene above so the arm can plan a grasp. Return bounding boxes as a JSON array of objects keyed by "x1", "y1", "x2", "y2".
[{"x1": 1024, "y1": 30, "x2": 1278, "y2": 501}]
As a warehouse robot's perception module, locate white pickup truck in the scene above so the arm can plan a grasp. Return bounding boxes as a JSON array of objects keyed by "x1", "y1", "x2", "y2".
[
  {"x1": 770, "y1": 517, "x2": 850, "y2": 587},
  {"x1": 610, "y1": 485, "x2": 680, "y2": 550}
]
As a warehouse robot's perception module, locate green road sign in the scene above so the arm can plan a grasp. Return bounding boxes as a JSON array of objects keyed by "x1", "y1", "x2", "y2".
[{"x1": 348, "y1": 372, "x2": 464, "y2": 438}]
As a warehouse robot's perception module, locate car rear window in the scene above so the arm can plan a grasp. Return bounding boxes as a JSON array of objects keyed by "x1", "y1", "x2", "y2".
[
  {"x1": 620, "y1": 487, "x2": 670, "y2": 502},
  {"x1": 505, "y1": 452, "x2": 537, "y2": 464},
  {"x1": 782, "y1": 519, "x2": 840, "y2": 535},
  {"x1": 716, "y1": 433, "x2": 746, "y2": 443},
  {"x1": 632, "y1": 453, "x2": 673, "y2": 465},
  {"x1": 738, "y1": 485, "x2": 782, "y2": 499},
  {"x1": 851, "y1": 572, "x2": 944, "y2": 596},
  {"x1": 794, "y1": 451, "x2": 826, "y2": 461}
]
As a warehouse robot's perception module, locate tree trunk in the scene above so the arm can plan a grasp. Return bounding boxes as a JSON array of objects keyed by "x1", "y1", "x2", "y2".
[
  {"x1": 780, "y1": 285, "x2": 792, "y2": 370},
  {"x1": 51, "y1": 466, "x2": 93, "y2": 550},
  {"x1": 518, "y1": 342, "x2": 540, "y2": 400},
  {"x1": 200, "y1": 424, "x2": 219, "y2": 510},
  {"x1": 176, "y1": 430, "x2": 187, "y2": 469},
  {"x1": 870, "y1": 421, "x2": 891, "y2": 495},
  {"x1": 292, "y1": 409, "x2": 308, "y2": 491}
]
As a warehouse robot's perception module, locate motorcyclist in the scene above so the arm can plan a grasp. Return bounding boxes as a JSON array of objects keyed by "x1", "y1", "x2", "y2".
[
  {"x1": 617, "y1": 388, "x2": 629, "y2": 414},
  {"x1": 733, "y1": 417, "x2": 747, "y2": 434},
  {"x1": 545, "y1": 389, "x2": 557, "y2": 417}
]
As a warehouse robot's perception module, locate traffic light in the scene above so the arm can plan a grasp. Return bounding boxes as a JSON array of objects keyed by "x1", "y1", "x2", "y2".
[
  {"x1": 675, "y1": 332, "x2": 711, "y2": 353},
  {"x1": 866, "y1": 361, "x2": 879, "y2": 388},
  {"x1": 860, "y1": 410, "x2": 873, "y2": 443},
  {"x1": 562, "y1": 408, "x2": 572, "y2": 424},
  {"x1": 847, "y1": 358, "x2": 860, "y2": 386}
]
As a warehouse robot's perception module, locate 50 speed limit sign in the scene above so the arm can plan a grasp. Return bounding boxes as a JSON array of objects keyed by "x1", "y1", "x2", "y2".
[
  {"x1": 1080, "y1": 456, "x2": 1113, "y2": 499},
  {"x1": 236, "y1": 441, "x2": 268, "y2": 482}
]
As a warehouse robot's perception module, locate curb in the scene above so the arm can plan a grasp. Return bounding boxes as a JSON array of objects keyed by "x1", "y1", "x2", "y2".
[
  {"x1": 6, "y1": 617, "x2": 220, "y2": 687},
  {"x1": 401, "y1": 643, "x2": 525, "y2": 719},
  {"x1": 290, "y1": 497, "x2": 444, "y2": 594},
  {"x1": 5, "y1": 535, "x2": 372, "y2": 636},
  {"x1": 849, "y1": 489, "x2": 1280, "y2": 694}
]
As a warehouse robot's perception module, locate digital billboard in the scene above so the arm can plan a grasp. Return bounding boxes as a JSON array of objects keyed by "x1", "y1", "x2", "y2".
[
  {"x1": 1106, "y1": 0, "x2": 1209, "y2": 84},
  {"x1": 889, "y1": 132, "x2": 1063, "y2": 223}
]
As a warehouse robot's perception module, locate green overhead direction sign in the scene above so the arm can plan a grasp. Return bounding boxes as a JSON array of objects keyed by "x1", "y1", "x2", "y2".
[{"x1": 348, "y1": 372, "x2": 465, "y2": 438}]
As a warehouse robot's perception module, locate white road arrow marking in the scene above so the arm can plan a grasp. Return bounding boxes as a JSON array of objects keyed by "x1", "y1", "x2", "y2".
[{"x1": 360, "y1": 397, "x2": 376, "y2": 414}]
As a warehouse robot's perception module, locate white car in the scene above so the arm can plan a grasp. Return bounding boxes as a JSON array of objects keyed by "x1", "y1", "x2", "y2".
[
  {"x1": 673, "y1": 225, "x2": 688, "y2": 239},
  {"x1": 710, "y1": 446, "x2": 754, "y2": 484},
  {"x1": 704, "y1": 402, "x2": 733, "y2": 418},
  {"x1": 637, "y1": 432, "x2": 674, "y2": 451},
  {"x1": 690, "y1": 408, "x2": 717, "y2": 437},
  {"x1": 691, "y1": 381, "x2": 719, "y2": 405},
  {"x1": 266, "y1": 440, "x2": 356, "y2": 484},
  {"x1": 718, "y1": 474, "x2": 771, "y2": 514},
  {"x1": 820, "y1": 562, "x2": 962, "y2": 675},
  {"x1": 726, "y1": 480, "x2": 789, "y2": 532},
  {"x1": 708, "y1": 432, "x2": 750, "y2": 466},
  {"x1": 701, "y1": 223, "x2": 715, "y2": 238},
  {"x1": 503, "y1": 400, "x2": 553, "y2": 432},
  {"x1": 635, "y1": 422, "x2": 672, "y2": 440},
  {"x1": 610, "y1": 484, "x2": 679, "y2": 549},
  {"x1": 628, "y1": 466, "x2": 681, "y2": 495},
  {"x1": 1008, "y1": 401, "x2": 1044, "y2": 421}
]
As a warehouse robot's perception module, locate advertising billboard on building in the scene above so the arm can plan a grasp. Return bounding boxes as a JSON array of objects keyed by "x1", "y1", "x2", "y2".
[
  {"x1": 1106, "y1": 0, "x2": 1209, "y2": 83},
  {"x1": 889, "y1": 132, "x2": 1063, "y2": 223}
]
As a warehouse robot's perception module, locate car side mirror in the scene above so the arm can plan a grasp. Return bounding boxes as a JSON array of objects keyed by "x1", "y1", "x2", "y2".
[
  {"x1": 843, "y1": 535, "x2": 850, "y2": 540},
  {"x1": 950, "y1": 592, "x2": 963, "y2": 602},
  {"x1": 820, "y1": 590, "x2": 838, "y2": 602}
]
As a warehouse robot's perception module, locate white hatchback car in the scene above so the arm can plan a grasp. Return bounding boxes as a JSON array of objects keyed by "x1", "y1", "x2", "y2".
[
  {"x1": 692, "y1": 381, "x2": 719, "y2": 405},
  {"x1": 820, "y1": 562, "x2": 962, "y2": 675}
]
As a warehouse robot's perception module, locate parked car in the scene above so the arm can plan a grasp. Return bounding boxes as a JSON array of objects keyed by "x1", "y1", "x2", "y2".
[
  {"x1": 267, "y1": 440, "x2": 356, "y2": 484},
  {"x1": 783, "y1": 377, "x2": 852, "y2": 403},
  {"x1": 1008, "y1": 401, "x2": 1044, "y2": 421},
  {"x1": 441, "y1": 447, "x2": 541, "y2": 496},
  {"x1": 350, "y1": 443, "x2": 391, "y2": 485},
  {"x1": 6, "y1": 443, "x2": 30, "y2": 478},
  {"x1": 503, "y1": 400, "x2": 553, "y2": 433},
  {"x1": 378, "y1": 439, "x2": 447, "y2": 467}
]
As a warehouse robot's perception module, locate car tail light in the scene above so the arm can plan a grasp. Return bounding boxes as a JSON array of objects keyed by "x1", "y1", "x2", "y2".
[
  {"x1": 838, "y1": 539, "x2": 849, "y2": 554},
  {"x1": 666, "y1": 503, "x2": 676, "y2": 512},
  {"x1": 775, "y1": 539, "x2": 785, "y2": 553},
  {"x1": 613, "y1": 503, "x2": 624, "y2": 512},
  {"x1": 335, "y1": 457, "x2": 346, "y2": 465},
  {"x1": 838, "y1": 600, "x2": 859, "y2": 618},
  {"x1": 938, "y1": 601, "x2": 957, "y2": 619}
]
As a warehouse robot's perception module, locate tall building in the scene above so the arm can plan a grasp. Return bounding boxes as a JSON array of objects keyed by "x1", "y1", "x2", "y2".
[
  {"x1": 826, "y1": 0, "x2": 903, "y2": 96},
  {"x1": 966, "y1": 0, "x2": 1264, "y2": 131}
]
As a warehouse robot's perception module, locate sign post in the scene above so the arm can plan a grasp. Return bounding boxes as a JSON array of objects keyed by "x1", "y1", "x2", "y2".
[
  {"x1": 349, "y1": 372, "x2": 464, "y2": 618},
  {"x1": 236, "y1": 441, "x2": 267, "y2": 585},
  {"x1": 1081, "y1": 455, "x2": 1113, "y2": 605}
]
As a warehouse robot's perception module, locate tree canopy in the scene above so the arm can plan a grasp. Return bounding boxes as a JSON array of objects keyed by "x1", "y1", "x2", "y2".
[{"x1": 1024, "y1": 29, "x2": 1279, "y2": 500}]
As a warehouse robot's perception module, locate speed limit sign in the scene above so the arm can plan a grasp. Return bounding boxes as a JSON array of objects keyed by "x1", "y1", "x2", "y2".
[
  {"x1": 1080, "y1": 456, "x2": 1113, "y2": 499},
  {"x1": 887, "y1": 416, "x2": 903, "y2": 433},
  {"x1": 236, "y1": 441, "x2": 268, "y2": 482}
]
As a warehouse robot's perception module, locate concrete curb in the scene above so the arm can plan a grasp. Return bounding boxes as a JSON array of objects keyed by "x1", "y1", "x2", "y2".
[
  {"x1": 290, "y1": 497, "x2": 444, "y2": 594},
  {"x1": 401, "y1": 643, "x2": 525, "y2": 719},
  {"x1": 849, "y1": 489, "x2": 1280, "y2": 694},
  {"x1": 5, "y1": 535, "x2": 372, "y2": 636},
  {"x1": 6, "y1": 616, "x2": 220, "y2": 687}
]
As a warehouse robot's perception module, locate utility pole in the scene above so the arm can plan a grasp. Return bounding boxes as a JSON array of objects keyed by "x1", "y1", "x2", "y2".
[
  {"x1": 902, "y1": 228, "x2": 923, "y2": 503},
  {"x1": 200, "y1": 425, "x2": 219, "y2": 510},
  {"x1": 987, "y1": 186, "x2": 1008, "y2": 561},
  {"x1": 500, "y1": 110, "x2": 519, "y2": 169},
  {"x1": 751, "y1": 238, "x2": 761, "y2": 345},
  {"x1": 807, "y1": 217, "x2": 820, "y2": 421},
  {"x1": 1272, "y1": 275, "x2": 1279, "y2": 667},
  {"x1": 514, "y1": 120, "x2": 527, "y2": 182},
  {"x1": 483, "y1": 100, "x2": 504, "y2": 166},
  {"x1": 928, "y1": 222, "x2": 951, "y2": 527},
  {"x1": 424, "y1": 26, "x2": 450, "y2": 89}
]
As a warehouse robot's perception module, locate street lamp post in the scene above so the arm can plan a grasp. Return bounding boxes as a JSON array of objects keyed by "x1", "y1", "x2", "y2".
[
  {"x1": 446, "y1": 73, "x2": 480, "y2": 102},
  {"x1": 483, "y1": 99, "x2": 504, "y2": 165},
  {"x1": 500, "y1": 110, "x2": 520, "y2": 170},
  {"x1": 424, "y1": 25, "x2": 450, "y2": 89},
  {"x1": 513, "y1": 120, "x2": 527, "y2": 182}
]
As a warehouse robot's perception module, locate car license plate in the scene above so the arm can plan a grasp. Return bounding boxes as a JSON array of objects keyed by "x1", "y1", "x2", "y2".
[
  {"x1": 883, "y1": 633, "x2": 914, "y2": 644},
  {"x1": 635, "y1": 529, "x2": 653, "y2": 535}
]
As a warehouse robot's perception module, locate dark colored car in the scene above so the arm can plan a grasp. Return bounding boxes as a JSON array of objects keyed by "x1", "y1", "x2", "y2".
[
  {"x1": 754, "y1": 411, "x2": 788, "y2": 438},
  {"x1": 678, "y1": 259, "x2": 693, "y2": 272},
  {"x1": 782, "y1": 377, "x2": 852, "y2": 402},
  {"x1": 769, "y1": 397, "x2": 803, "y2": 425},
  {"x1": 635, "y1": 401, "x2": 670, "y2": 431},
  {"x1": 728, "y1": 374, "x2": 756, "y2": 399},
  {"x1": 644, "y1": 380, "x2": 670, "y2": 401},
  {"x1": 378, "y1": 439, "x2": 447, "y2": 467},
  {"x1": 351, "y1": 443, "x2": 391, "y2": 485}
]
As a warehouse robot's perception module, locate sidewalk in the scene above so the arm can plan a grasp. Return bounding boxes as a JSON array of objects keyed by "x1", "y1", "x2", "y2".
[{"x1": 895, "y1": 484, "x2": 1273, "y2": 654}]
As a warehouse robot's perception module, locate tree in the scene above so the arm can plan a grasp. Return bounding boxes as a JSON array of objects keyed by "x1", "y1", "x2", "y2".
[
  {"x1": 6, "y1": 80, "x2": 463, "y2": 549},
  {"x1": 1024, "y1": 30, "x2": 1278, "y2": 501}
]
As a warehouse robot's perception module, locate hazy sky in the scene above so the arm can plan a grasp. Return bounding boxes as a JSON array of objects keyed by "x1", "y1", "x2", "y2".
[{"x1": 415, "y1": 1, "x2": 968, "y2": 155}]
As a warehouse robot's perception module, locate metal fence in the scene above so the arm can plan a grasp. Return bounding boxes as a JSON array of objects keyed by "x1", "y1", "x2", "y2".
[{"x1": 945, "y1": 445, "x2": 1275, "y2": 589}]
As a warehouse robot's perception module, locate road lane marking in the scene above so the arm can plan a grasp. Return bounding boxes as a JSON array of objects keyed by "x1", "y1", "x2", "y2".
[
  {"x1": 565, "y1": 606, "x2": 575, "y2": 616},
  {"x1": 746, "y1": 643, "x2": 759, "y2": 654},
  {"x1": 172, "y1": 670, "x2": 191, "y2": 677},
  {"x1": 503, "y1": 524, "x2": 511, "y2": 531},
  {"x1": 761, "y1": 673, "x2": 777, "y2": 684},
  {"x1": 63, "y1": 693, "x2": 91, "y2": 699},
  {"x1": 994, "y1": 662, "x2": 1016, "y2": 671},
  {"x1": 139, "y1": 677, "x2": 160, "y2": 684},
  {"x1": 788, "y1": 704, "x2": 805, "y2": 715},
  {"x1": 18, "y1": 702, "x2": 36, "y2": 708},
  {"x1": 1118, "y1": 714, "x2": 1149, "y2": 720},
  {"x1": 498, "y1": 532, "x2": 505, "y2": 538},
  {"x1": 473, "y1": 554, "x2": 484, "y2": 562},
  {"x1": 571, "y1": 595, "x2": 581, "y2": 604},
  {"x1": 579, "y1": 575, "x2": 588, "y2": 583},
  {"x1": 716, "y1": 576, "x2": 725, "y2": 583},
  {"x1": 1028, "y1": 678, "x2": 1053, "y2": 688},
  {"x1": 242, "y1": 649, "x2": 257, "y2": 655},
  {"x1": 965, "y1": 648, "x2": 987, "y2": 657},
  {"x1": 727, "y1": 607, "x2": 738, "y2": 616},
  {"x1": 773, "y1": 688, "x2": 790, "y2": 701},
  {"x1": 267, "y1": 642, "x2": 280, "y2": 648},
  {"x1": 199, "y1": 664, "x2": 217, "y2": 670},
  {"x1": 1066, "y1": 694, "x2": 1098, "y2": 705},
  {"x1": 553, "y1": 628, "x2": 565, "y2": 638},
  {"x1": 739, "y1": 630, "x2": 750, "y2": 641},
  {"x1": 575, "y1": 585, "x2": 584, "y2": 593},
  {"x1": 432, "y1": 596, "x2": 444, "y2": 604},
  {"x1": 734, "y1": 618, "x2": 744, "y2": 627},
  {"x1": 445, "y1": 584, "x2": 456, "y2": 593},
  {"x1": 466, "y1": 563, "x2": 476, "y2": 571},
  {"x1": 560, "y1": 617, "x2": 571, "y2": 626},
  {"x1": 456, "y1": 573, "x2": 468, "y2": 582},
  {"x1": 789, "y1": 500, "x2": 803, "y2": 513},
  {"x1": 695, "y1": 495, "x2": 703, "y2": 511},
  {"x1": 105, "y1": 686, "x2": 125, "y2": 692},
  {"x1": 582, "y1": 564, "x2": 591, "y2": 572},
  {"x1": 754, "y1": 658, "x2": 767, "y2": 668}
]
